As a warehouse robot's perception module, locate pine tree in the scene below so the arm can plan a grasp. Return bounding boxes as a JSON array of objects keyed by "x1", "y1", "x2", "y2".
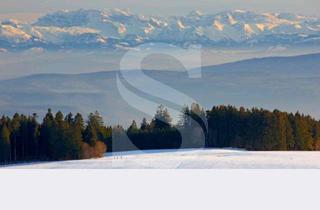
[
  {"x1": 286, "y1": 113, "x2": 295, "y2": 150},
  {"x1": 292, "y1": 113, "x2": 314, "y2": 150},
  {"x1": 40, "y1": 109, "x2": 55, "y2": 159},
  {"x1": 84, "y1": 125, "x2": 98, "y2": 147},
  {"x1": 0, "y1": 125, "x2": 11, "y2": 163},
  {"x1": 65, "y1": 121, "x2": 83, "y2": 159},
  {"x1": 274, "y1": 111, "x2": 288, "y2": 150},
  {"x1": 128, "y1": 120, "x2": 139, "y2": 134},
  {"x1": 152, "y1": 105, "x2": 172, "y2": 129},
  {"x1": 74, "y1": 113, "x2": 85, "y2": 132},
  {"x1": 27, "y1": 114, "x2": 40, "y2": 159},
  {"x1": 10, "y1": 113, "x2": 21, "y2": 161},
  {"x1": 140, "y1": 118, "x2": 149, "y2": 131},
  {"x1": 88, "y1": 111, "x2": 104, "y2": 129},
  {"x1": 313, "y1": 121, "x2": 320, "y2": 150}
]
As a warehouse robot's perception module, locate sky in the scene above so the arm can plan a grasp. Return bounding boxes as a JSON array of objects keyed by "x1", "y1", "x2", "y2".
[{"x1": 0, "y1": 0, "x2": 319, "y2": 21}]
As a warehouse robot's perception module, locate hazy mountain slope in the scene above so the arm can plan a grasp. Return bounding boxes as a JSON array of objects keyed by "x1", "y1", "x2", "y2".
[
  {"x1": 202, "y1": 53, "x2": 320, "y2": 76},
  {"x1": 0, "y1": 53, "x2": 320, "y2": 125}
]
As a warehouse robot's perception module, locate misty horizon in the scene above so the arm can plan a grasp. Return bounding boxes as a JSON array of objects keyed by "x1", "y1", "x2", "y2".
[
  {"x1": 1, "y1": 0, "x2": 320, "y2": 21},
  {"x1": 1, "y1": 8, "x2": 320, "y2": 22}
]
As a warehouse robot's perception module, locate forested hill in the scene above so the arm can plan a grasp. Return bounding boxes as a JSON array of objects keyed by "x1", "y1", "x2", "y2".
[
  {"x1": 202, "y1": 53, "x2": 320, "y2": 76},
  {"x1": 1, "y1": 53, "x2": 320, "y2": 126},
  {"x1": 1, "y1": 104, "x2": 320, "y2": 165}
]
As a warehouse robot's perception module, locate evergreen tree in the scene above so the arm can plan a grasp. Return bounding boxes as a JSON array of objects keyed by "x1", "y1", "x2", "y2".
[
  {"x1": 140, "y1": 118, "x2": 149, "y2": 131},
  {"x1": 313, "y1": 121, "x2": 320, "y2": 150},
  {"x1": 26, "y1": 114, "x2": 40, "y2": 159},
  {"x1": 0, "y1": 124, "x2": 11, "y2": 163},
  {"x1": 64, "y1": 123, "x2": 83, "y2": 159},
  {"x1": 287, "y1": 113, "x2": 296, "y2": 150},
  {"x1": 10, "y1": 113, "x2": 21, "y2": 161},
  {"x1": 2, "y1": 104, "x2": 320, "y2": 165},
  {"x1": 128, "y1": 120, "x2": 139, "y2": 134},
  {"x1": 293, "y1": 113, "x2": 314, "y2": 150},
  {"x1": 74, "y1": 113, "x2": 85, "y2": 131},
  {"x1": 65, "y1": 113, "x2": 73, "y2": 126},
  {"x1": 39, "y1": 109, "x2": 55, "y2": 159},
  {"x1": 84, "y1": 125, "x2": 98, "y2": 146},
  {"x1": 151, "y1": 105, "x2": 172, "y2": 129}
]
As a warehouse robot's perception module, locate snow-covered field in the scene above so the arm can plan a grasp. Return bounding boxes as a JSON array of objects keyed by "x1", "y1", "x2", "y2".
[{"x1": 4, "y1": 149, "x2": 320, "y2": 169}]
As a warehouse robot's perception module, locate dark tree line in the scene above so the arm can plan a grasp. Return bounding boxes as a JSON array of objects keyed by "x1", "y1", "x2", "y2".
[
  {"x1": 124, "y1": 104, "x2": 320, "y2": 152},
  {"x1": 1, "y1": 104, "x2": 320, "y2": 164},
  {"x1": 0, "y1": 109, "x2": 111, "y2": 164},
  {"x1": 126, "y1": 105, "x2": 182, "y2": 150},
  {"x1": 206, "y1": 105, "x2": 320, "y2": 151}
]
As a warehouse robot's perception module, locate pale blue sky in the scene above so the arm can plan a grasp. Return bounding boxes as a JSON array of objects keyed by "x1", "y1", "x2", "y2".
[{"x1": 0, "y1": 0, "x2": 319, "y2": 21}]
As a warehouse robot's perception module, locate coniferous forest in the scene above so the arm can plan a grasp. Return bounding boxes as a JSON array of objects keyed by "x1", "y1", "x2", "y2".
[{"x1": 1, "y1": 104, "x2": 320, "y2": 164}]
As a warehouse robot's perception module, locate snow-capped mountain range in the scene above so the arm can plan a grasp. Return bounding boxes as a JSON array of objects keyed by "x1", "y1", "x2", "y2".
[{"x1": 1, "y1": 9, "x2": 320, "y2": 50}]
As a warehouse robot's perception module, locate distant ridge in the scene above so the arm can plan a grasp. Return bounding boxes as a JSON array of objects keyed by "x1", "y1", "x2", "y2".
[
  {"x1": 1, "y1": 52, "x2": 320, "y2": 125},
  {"x1": 1, "y1": 9, "x2": 320, "y2": 50},
  {"x1": 202, "y1": 52, "x2": 320, "y2": 73}
]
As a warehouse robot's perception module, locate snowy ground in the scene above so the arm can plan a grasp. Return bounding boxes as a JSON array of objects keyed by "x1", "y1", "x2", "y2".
[{"x1": 4, "y1": 149, "x2": 320, "y2": 169}]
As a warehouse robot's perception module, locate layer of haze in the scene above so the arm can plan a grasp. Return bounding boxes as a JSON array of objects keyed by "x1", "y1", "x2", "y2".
[{"x1": 0, "y1": 0, "x2": 319, "y2": 21}]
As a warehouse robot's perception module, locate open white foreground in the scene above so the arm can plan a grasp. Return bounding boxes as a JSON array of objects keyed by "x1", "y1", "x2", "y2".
[{"x1": 4, "y1": 149, "x2": 320, "y2": 169}]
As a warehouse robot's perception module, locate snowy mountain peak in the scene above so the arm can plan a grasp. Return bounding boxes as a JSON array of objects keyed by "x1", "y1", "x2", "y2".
[
  {"x1": 0, "y1": 24, "x2": 32, "y2": 43},
  {"x1": 233, "y1": 9, "x2": 248, "y2": 13},
  {"x1": 1, "y1": 9, "x2": 320, "y2": 50},
  {"x1": 1, "y1": 19, "x2": 23, "y2": 27},
  {"x1": 111, "y1": 8, "x2": 132, "y2": 16},
  {"x1": 188, "y1": 10, "x2": 204, "y2": 17}
]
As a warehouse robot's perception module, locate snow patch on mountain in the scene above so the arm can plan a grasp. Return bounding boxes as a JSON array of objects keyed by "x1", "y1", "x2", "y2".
[
  {"x1": 1, "y1": 9, "x2": 320, "y2": 50},
  {"x1": 0, "y1": 24, "x2": 32, "y2": 43},
  {"x1": 213, "y1": 20, "x2": 224, "y2": 31}
]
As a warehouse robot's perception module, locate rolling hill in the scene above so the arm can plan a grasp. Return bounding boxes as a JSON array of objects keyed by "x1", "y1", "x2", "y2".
[{"x1": 0, "y1": 53, "x2": 320, "y2": 125}]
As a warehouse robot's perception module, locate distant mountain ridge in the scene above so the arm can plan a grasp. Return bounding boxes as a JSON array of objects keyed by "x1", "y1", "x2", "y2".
[
  {"x1": 1, "y1": 9, "x2": 320, "y2": 50},
  {"x1": 1, "y1": 53, "x2": 320, "y2": 125}
]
